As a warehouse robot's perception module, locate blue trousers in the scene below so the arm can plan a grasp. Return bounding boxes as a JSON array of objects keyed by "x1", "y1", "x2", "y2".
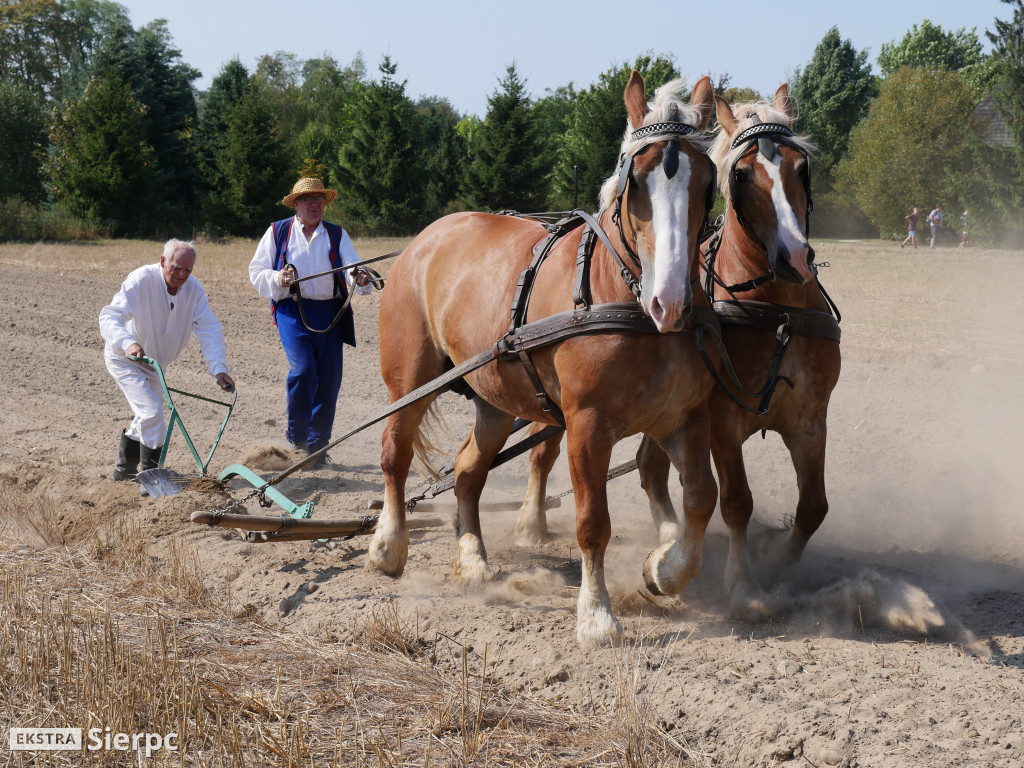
[{"x1": 275, "y1": 298, "x2": 346, "y2": 453}]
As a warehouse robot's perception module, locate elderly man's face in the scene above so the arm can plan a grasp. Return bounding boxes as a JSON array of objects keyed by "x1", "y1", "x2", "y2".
[
  {"x1": 295, "y1": 194, "x2": 326, "y2": 228},
  {"x1": 160, "y1": 247, "x2": 196, "y2": 295}
]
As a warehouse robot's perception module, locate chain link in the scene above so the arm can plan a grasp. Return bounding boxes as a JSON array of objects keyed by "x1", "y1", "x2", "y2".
[{"x1": 198, "y1": 487, "x2": 263, "y2": 525}]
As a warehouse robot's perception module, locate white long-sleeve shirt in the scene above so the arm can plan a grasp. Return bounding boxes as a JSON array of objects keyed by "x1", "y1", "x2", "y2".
[
  {"x1": 248, "y1": 217, "x2": 371, "y2": 301},
  {"x1": 99, "y1": 263, "x2": 229, "y2": 376}
]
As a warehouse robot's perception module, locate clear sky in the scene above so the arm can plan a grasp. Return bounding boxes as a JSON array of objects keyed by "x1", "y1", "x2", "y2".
[{"x1": 119, "y1": 0, "x2": 1008, "y2": 118}]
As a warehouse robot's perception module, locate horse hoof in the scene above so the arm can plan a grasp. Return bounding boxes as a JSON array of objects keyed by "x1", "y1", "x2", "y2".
[
  {"x1": 513, "y1": 525, "x2": 546, "y2": 548},
  {"x1": 453, "y1": 534, "x2": 494, "y2": 584},
  {"x1": 576, "y1": 614, "x2": 624, "y2": 649},
  {"x1": 514, "y1": 507, "x2": 547, "y2": 547},
  {"x1": 726, "y1": 590, "x2": 774, "y2": 622},
  {"x1": 642, "y1": 543, "x2": 698, "y2": 596},
  {"x1": 367, "y1": 531, "x2": 409, "y2": 577},
  {"x1": 452, "y1": 559, "x2": 495, "y2": 584},
  {"x1": 643, "y1": 567, "x2": 664, "y2": 596}
]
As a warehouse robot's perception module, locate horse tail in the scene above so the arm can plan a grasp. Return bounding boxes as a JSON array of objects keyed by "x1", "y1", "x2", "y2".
[{"x1": 411, "y1": 399, "x2": 449, "y2": 481}]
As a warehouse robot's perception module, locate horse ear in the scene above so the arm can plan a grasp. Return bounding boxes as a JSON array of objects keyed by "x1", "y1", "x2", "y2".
[
  {"x1": 624, "y1": 69, "x2": 649, "y2": 129},
  {"x1": 690, "y1": 75, "x2": 714, "y2": 130},
  {"x1": 715, "y1": 94, "x2": 738, "y2": 136},
  {"x1": 773, "y1": 83, "x2": 794, "y2": 119}
]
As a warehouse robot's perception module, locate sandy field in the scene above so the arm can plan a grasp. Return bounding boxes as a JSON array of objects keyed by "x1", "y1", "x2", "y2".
[{"x1": 1, "y1": 236, "x2": 1022, "y2": 767}]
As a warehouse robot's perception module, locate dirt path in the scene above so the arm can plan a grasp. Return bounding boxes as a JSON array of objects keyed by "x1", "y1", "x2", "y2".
[{"x1": 1, "y1": 238, "x2": 1022, "y2": 767}]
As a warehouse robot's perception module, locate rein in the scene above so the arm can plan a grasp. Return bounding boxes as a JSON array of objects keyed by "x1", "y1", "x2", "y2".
[{"x1": 284, "y1": 250, "x2": 396, "y2": 333}]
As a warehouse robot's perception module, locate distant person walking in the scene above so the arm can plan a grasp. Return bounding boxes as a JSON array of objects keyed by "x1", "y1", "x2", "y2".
[
  {"x1": 900, "y1": 207, "x2": 919, "y2": 249},
  {"x1": 928, "y1": 204, "x2": 943, "y2": 249},
  {"x1": 959, "y1": 209, "x2": 969, "y2": 248}
]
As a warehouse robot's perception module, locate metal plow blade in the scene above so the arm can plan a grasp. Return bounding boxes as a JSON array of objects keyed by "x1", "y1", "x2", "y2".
[{"x1": 137, "y1": 468, "x2": 193, "y2": 497}]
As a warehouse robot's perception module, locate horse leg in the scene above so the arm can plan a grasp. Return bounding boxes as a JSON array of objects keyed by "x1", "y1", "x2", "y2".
[
  {"x1": 636, "y1": 435, "x2": 681, "y2": 544},
  {"x1": 514, "y1": 427, "x2": 562, "y2": 547},
  {"x1": 369, "y1": 397, "x2": 438, "y2": 576},
  {"x1": 758, "y1": 422, "x2": 829, "y2": 581},
  {"x1": 712, "y1": 428, "x2": 772, "y2": 618},
  {"x1": 642, "y1": 406, "x2": 718, "y2": 596},
  {"x1": 452, "y1": 401, "x2": 516, "y2": 583},
  {"x1": 566, "y1": 418, "x2": 622, "y2": 648}
]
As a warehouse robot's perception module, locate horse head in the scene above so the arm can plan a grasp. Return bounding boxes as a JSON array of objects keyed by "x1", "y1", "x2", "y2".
[
  {"x1": 712, "y1": 84, "x2": 816, "y2": 285},
  {"x1": 599, "y1": 71, "x2": 715, "y2": 332}
]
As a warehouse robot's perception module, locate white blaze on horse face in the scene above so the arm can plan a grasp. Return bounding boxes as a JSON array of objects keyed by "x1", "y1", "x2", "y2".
[
  {"x1": 640, "y1": 149, "x2": 692, "y2": 332},
  {"x1": 756, "y1": 152, "x2": 814, "y2": 282}
]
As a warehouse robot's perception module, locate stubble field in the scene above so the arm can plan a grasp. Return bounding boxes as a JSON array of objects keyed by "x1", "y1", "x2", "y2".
[{"x1": 0, "y1": 235, "x2": 1022, "y2": 767}]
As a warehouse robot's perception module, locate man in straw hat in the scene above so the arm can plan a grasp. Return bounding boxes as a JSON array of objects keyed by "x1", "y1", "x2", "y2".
[
  {"x1": 249, "y1": 177, "x2": 373, "y2": 467},
  {"x1": 101, "y1": 239, "x2": 234, "y2": 484}
]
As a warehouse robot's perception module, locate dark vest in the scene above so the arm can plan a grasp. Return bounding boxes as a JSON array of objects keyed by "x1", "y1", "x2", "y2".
[{"x1": 270, "y1": 217, "x2": 356, "y2": 347}]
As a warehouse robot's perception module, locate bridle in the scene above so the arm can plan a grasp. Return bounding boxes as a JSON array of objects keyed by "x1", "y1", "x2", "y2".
[
  {"x1": 727, "y1": 117, "x2": 812, "y2": 242},
  {"x1": 704, "y1": 117, "x2": 815, "y2": 300},
  {"x1": 610, "y1": 121, "x2": 718, "y2": 292}
]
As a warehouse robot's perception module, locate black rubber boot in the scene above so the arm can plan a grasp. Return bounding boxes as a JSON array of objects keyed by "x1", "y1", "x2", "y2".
[
  {"x1": 139, "y1": 444, "x2": 163, "y2": 473},
  {"x1": 112, "y1": 430, "x2": 141, "y2": 481},
  {"x1": 138, "y1": 444, "x2": 163, "y2": 497}
]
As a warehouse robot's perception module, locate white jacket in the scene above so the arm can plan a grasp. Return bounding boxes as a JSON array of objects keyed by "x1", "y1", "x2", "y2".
[{"x1": 99, "y1": 263, "x2": 229, "y2": 376}]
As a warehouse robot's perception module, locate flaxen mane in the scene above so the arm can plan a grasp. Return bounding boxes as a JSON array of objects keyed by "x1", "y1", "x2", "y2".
[
  {"x1": 598, "y1": 78, "x2": 712, "y2": 211},
  {"x1": 709, "y1": 101, "x2": 816, "y2": 196}
]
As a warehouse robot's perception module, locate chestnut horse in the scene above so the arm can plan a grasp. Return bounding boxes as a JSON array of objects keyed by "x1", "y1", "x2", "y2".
[
  {"x1": 516, "y1": 85, "x2": 841, "y2": 615},
  {"x1": 371, "y1": 72, "x2": 719, "y2": 648}
]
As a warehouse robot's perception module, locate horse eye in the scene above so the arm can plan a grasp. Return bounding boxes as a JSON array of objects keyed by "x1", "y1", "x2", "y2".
[{"x1": 734, "y1": 168, "x2": 749, "y2": 183}]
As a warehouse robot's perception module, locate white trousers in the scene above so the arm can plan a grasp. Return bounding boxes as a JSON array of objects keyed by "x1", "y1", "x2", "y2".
[{"x1": 104, "y1": 349, "x2": 166, "y2": 449}]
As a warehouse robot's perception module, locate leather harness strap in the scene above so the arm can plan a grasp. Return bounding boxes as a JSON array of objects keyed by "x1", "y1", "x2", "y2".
[{"x1": 713, "y1": 300, "x2": 841, "y2": 342}]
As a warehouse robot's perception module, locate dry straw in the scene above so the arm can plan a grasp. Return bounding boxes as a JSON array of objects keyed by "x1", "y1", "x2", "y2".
[{"x1": 1, "y1": 477, "x2": 705, "y2": 767}]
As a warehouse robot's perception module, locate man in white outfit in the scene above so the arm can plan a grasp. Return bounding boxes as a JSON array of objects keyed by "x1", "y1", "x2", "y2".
[{"x1": 99, "y1": 239, "x2": 234, "y2": 482}]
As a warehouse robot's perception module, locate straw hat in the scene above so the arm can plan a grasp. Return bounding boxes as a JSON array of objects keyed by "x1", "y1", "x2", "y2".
[{"x1": 282, "y1": 177, "x2": 337, "y2": 208}]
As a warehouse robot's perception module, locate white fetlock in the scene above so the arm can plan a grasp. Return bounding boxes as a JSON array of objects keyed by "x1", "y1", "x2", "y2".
[
  {"x1": 576, "y1": 595, "x2": 623, "y2": 649},
  {"x1": 642, "y1": 539, "x2": 700, "y2": 596},
  {"x1": 514, "y1": 508, "x2": 546, "y2": 547},
  {"x1": 452, "y1": 533, "x2": 494, "y2": 583},
  {"x1": 367, "y1": 523, "x2": 409, "y2": 577}
]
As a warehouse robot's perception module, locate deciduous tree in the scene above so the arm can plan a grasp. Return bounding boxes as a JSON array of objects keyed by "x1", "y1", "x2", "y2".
[{"x1": 834, "y1": 67, "x2": 975, "y2": 236}]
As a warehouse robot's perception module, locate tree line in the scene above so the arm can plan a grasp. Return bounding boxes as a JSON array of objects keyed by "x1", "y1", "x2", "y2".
[{"x1": 2, "y1": 0, "x2": 1023, "y2": 245}]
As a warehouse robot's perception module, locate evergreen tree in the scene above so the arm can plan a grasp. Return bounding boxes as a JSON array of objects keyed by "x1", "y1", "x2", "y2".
[
  {"x1": 415, "y1": 96, "x2": 466, "y2": 220},
  {"x1": 834, "y1": 67, "x2": 975, "y2": 236},
  {"x1": 988, "y1": 0, "x2": 1024, "y2": 153},
  {"x1": 0, "y1": 80, "x2": 48, "y2": 203},
  {"x1": 47, "y1": 73, "x2": 159, "y2": 234},
  {"x1": 205, "y1": 81, "x2": 290, "y2": 235},
  {"x1": 462, "y1": 64, "x2": 545, "y2": 212},
  {"x1": 196, "y1": 58, "x2": 251, "y2": 226},
  {"x1": 87, "y1": 18, "x2": 200, "y2": 230},
  {"x1": 335, "y1": 55, "x2": 422, "y2": 234},
  {"x1": 298, "y1": 54, "x2": 367, "y2": 184},
  {"x1": 790, "y1": 27, "x2": 876, "y2": 180},
  {"x1": 531, "y1": 83, "x2": 577, "y2": 201},
  {"x1": 552, "y1": 53, "x2": 680, "y2": 211}
]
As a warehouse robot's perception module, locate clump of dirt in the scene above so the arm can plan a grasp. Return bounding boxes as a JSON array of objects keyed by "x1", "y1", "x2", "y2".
[{"x1": 242, "y1": 444, "x2": 306, "y2": 471}]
